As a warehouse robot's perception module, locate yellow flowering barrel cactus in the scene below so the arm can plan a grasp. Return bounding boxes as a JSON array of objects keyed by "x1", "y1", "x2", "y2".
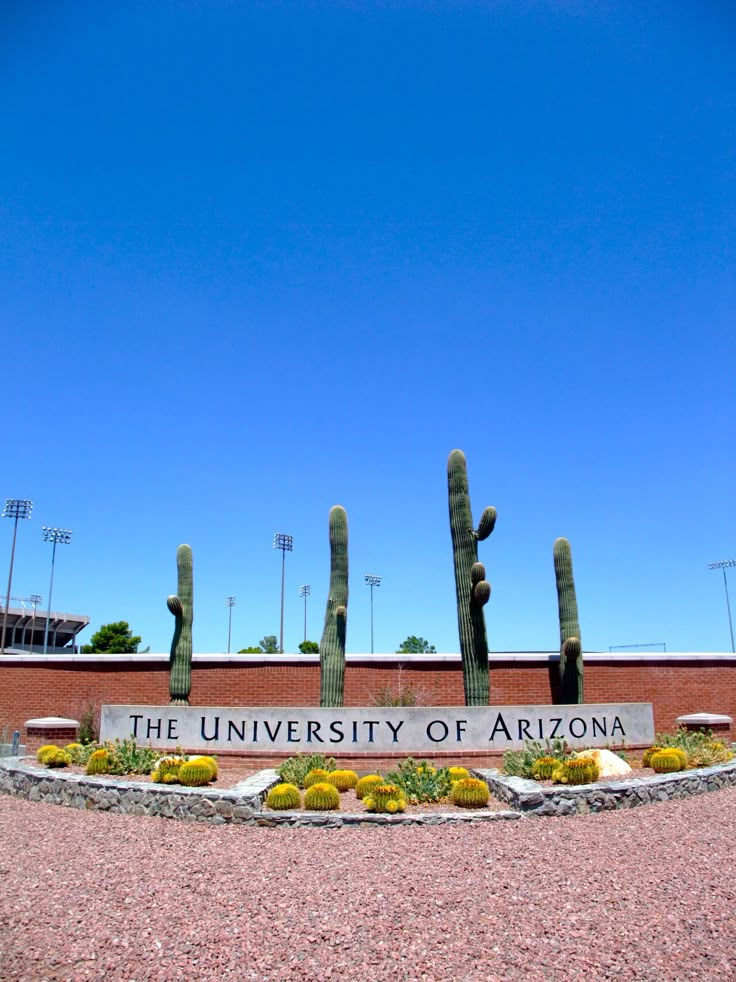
[
  {"x1": 326, "y1": 769, "x2": 359, "y2": 791},
  {"x1": 355, "y1": 774, "x2": 384, "y2": 800},
  {"x1": 36, "y1": 744, "x2": 61, "y2": 765},
  {"x1": 304, "y1": 768, "x2": 331, "y2": 788},
  {"x1": 447, "y1": 767, "x2": 471, "y2": 783},
  {"x1": 531, "y1": 756, "x2": 560, "y2": 781},
  {"x1": 266, "y1": 783, "x2": 301, "y2": 810},
  {"x1": 552, "y1": 757, "x2": 600, "y2": 785},
  {"x1": 304, "y1": 782, "x2": 341, "y2": 810},
  {"x1": 86, "y1": 749, "x2": 110, "y2": 776},
  {"x1": 451, "y1": 778, "x2": 490, "y2": 808},
  {"x1": 363, "y1": 783, "x2": 406, "y2": 813}
]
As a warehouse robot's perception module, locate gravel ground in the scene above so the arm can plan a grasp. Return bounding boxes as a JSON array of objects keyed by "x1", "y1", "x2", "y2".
[{"x1": 0, "y1": 788, "x2": 734, "y2": 981}]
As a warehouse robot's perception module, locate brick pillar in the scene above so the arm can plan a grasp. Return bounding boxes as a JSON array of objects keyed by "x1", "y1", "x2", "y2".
[{"x1": 24, "y1": 717, "x2": 79, "y2": 755}]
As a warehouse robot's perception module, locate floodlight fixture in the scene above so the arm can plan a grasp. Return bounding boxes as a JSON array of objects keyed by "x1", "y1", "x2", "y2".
[
  {"x1": 42, "y1": 527, "x2": 73, "y2": 654},
  {"x1": 2, "y1": 498, "x2": 34, "y2": 655},
  {"x1": 273, "y1": 533, "x2": 294, "y2": 653},
  {"x1": 708, "y1": 560, "x2": 736, "y2": 652},
  {"x1": 364, "y1": 573, "x2": 382, "y2": 654},
  {"x1": 299, "y1": 584, "x2": 311, "y2": 641},
  {"x1": 225, "y1": 596, "x2": 236, "y2": 654},
  {"x1": 28, "y1": 594, "x2": 43, "y2": 654}
]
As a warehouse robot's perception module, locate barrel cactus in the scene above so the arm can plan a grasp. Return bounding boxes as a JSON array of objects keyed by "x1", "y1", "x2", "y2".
[
  {"x1": 451, "y1": 778, "x2": 490, "y2": 808},
  {"x1": 364, "y1": 783, "x2": 406, "y2": 813},
  {"x1": 36, "y1": 744, "x2": 61, "y2": 764},
  {"x1": 304, "y1": 768, "x2": 331, "y2": 788},
  {"x1": 86, "y1": 749, "x2": 110, "y2": 776},
  {"x1": 168, "y1": 543, "x2": 194, "y2": 706},
  {"x1": 650, "y1": 748, "x2": 687, "y2": 773},
  {"x1": 45, "y1": 748, "x2": 72, "y2": 768},
  {"x1": 448, "y1": 450, "x2": 496, "y2": 706},
  {"x1": 326, "y1": 769, "x2": 359, "y2": 791},
  {"x1": 553, "y1": 537, "x2": 583, "y2": 704},
  {"x1": 319, "y1": 506, "x2": 349, "y2": 707},
  {"x1": 531, "y1": 756, "x2": 560, "y2": 781},
  {"x1": 642, "y1": 746, "x2": 663, "y2": 768},
  {"x1": 304, "y1": 782, "x2": 341, "y2": 810},
  {"x1": 355, "y1": 774, "x2": 384, "y2": 800},
  {"x1": 552, "y1": 757, "x2": 600, "y2": 785},
  {"x1": 266, "y1": 783, "x2": 301, "y2": 810},
  {"x1": 179, "y1": 759, "x2": 214, "y2": 787},
  {"x1": 447, "y1": 766, "x2": 471, "y2": 783}
]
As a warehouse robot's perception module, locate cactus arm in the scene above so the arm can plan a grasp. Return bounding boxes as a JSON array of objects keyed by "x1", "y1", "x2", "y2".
[
  {"x1": 168, "y1": 544, "x2": 193, "y2": 706},
  {"x1": 553, "y1": 537, "x2": 583, "y2": 704},
  {"x1": 448, "y1": 450, "x2": 495, "y2": 706},
  {"x1": 319, "y1": 506, "x2": 349, "y2": 707}
]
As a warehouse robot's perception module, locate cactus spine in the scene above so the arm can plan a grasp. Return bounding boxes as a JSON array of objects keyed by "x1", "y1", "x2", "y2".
[
  {"x1": 319, "y1": 506, "x2": 348, "y2": 707},
  {"x1": 553, "y1": 537, "x2": 583, "y2": 704},
  {"x1": 167, "y1": 544, "x2": 193, "y2": 706},
  {"x1": 448, "y1": 450, "x2": 496, "y2": 706}
]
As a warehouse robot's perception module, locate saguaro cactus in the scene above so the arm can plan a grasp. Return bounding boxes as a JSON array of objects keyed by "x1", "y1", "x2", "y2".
[
  {"x1": 167, "y1": 544, "x2": 193, "y2": 706},
  {"x1": 448, "y1": 449, "x2": 497, "y2": 706},
  {"x1": 319, "y1": 506, "x2": 348, "y2": 707},
  {"x1": 553, "y1": 537, "x2": 583, "y2": 704}
]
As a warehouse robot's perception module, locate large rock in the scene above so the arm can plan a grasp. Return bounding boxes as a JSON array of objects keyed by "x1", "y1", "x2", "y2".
[{"x1": 574, "y1": 748, "x2": 632, "y2": 778}]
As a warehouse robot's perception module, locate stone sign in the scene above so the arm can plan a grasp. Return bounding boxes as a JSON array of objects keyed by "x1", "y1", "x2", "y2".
[{"x1": 100, "y1": 703, "x2": 654, "y2": 753}]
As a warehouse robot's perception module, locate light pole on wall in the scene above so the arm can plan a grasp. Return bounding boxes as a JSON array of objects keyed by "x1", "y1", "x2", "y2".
[
  {"x1": 226, "y1": 596, "x2": 236, "y2": 654},
  {"x1": 364, "y1": 573, "x2": 382, "y2": 654},
  {"x1": 299, "y1": 584, "x2": 311, "y2": 642},
  {"x1": 28, "y1": 594, "x2": 42, "y2": 654},
  {"x1": 273, "y1": 533, "x2": 293, "y2": 654},
  {"x1": 1, "y1": 499, "x2": 33, "y2": 655},
  {"x1": 709, "y1": 560, "x2": 736, "y2": 653},
  {"x1": 42, "y1": 527, "x2": 73, "y2": 654}
]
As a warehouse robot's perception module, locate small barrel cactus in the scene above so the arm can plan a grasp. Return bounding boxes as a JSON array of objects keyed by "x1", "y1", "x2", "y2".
[
  {"x1": 447, "y1": 766, "x2": 471, "y2": 783},
  {"x1": 355, "y1": 774, "x2": 384, "y2": 800},
  {"x1": 266, "y1": 783, "x2": 302, "y2": 810},
  {"x1": 531, "y1": 756, "x2": 560, "y2": 781},
  {"x1": 364, "y1": 783, "x2": 406, "y2": 813},
  {"x1": 326, "y1": 769, "x2": 359, "y2": 791},
  {"x1": 552, "y1": 757, "x2": 600, "y2": 785},
  {"x1": 304, "y1": 768, "x2": 331, "y2": 788},
  {"x1": 451, "y1": 778, "x2": 490, "y2": 808},
  {"x1": 650, "y1": 748, "x2": 687, "y2": 773},
  {"x1": 157, "y1": 755, "x2": 185, "y2": 782},
  {"x1": 36, "y1": 744, "x2": 61, "y2": 765},
  {"x1": 45, "y1": 748, "x2": 72, "y2": 768},
  {"x1": 179, "y1": 759, "x2": 215, "y2": 787},
  {"x1": 188, "y1": 755, "x2": 218, "y2": 781},
  {"x1": 642, "y1": 746, "x2": 663, "y2": 768},
  {"x1": 304, "y1": 782, "x2": 341, "y2": 810},
  {"x1": 86, "y1": 749, "x2": 110, "y2": 776}
]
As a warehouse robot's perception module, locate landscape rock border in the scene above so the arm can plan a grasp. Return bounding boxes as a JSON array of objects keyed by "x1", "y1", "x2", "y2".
[{"x1": 1, "y1": 755, "x2": 735, "y2": 827}]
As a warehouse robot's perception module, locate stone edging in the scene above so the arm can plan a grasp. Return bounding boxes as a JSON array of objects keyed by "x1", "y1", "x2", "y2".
[{"x1": 1, "y1": 756, "x2": 735, "y2": 826}]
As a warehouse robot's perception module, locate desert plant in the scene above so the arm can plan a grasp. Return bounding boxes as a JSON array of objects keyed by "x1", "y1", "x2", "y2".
[
  {"x1": 355, "y1": 774, "x2": 384, "y2": 800},
  {"x1": 179, "y1": 759, "x2": 215, "y2": 787},
  {"x1": 304, "y1": 782, "x2": 340, "y2": 810},
  {"x1": 319, "y1": 505, "x2": 349, "y2": 707},
  {"x1": 447, "y1": 766, "x2": 471, "y2": 783},
  {"x1": 103, "y1": 738, "x2": 162, "y2": 776},
  {"x1": 266, "y1": 783, "x2": 301, "y2": 810},
  {"x1": 156, "y1": 755, "x2": 186, "y2": 782},
  {"x1": 44, "y1": 748, "x2": 72, "y2": 768},
  {"x1": 531, "y1": 756, "x2": 560, "y2": 780},
  {"x1": 641, "y1": 746, "x2": 663, "y2": 768},
  {"x1": 325, "y1": 769, "x2": 359, "y2": 791},
  {"x1": 167, "y1": 543, "x2": 194, "y2": 705},
  {"x1": 86, "y1": 749, "x2": 110, "y2": 775},
  {"x1": 76, "y1": 703, "x2": 99, "y2": 745},
  {"x1": 553, "y1": 537, "x2": 583, "y2": 704},
  {"x1": 363, "y1": 783, "x2": 406, "y2": 813},
  {"x1": 447, "y1": 449, "x2": 496, "y2": 705},
  {"x1": 552, "y1": 757, "x2": 600, "y2": 785},
  {"x1": 304, "y1": 768, "x2": 332, "y2": 788},
  {"x1": 190, "y1": 755, "x2": 218, "y2": 780},
  {"x1": 277, "y1": 753, "x2": 336, "y2": 788},
  {"x1": 650, "y1": 748, "x2": 688, "y2": 773},
  {"x1": 386, "y1": 757, "x2": 452, "y2": 804},
  {"x1": 451, "y1": 778, "x2": 490, "y2": 808},
  {"x1": 36, "y1": 744, "x2": 61, "y2": 764},
  {"x1": 502, "y1": 737, "x2": 570, "y2": 778},
  {"x1": 686, "y1": 741, "x2": 734, "y2": 768}
]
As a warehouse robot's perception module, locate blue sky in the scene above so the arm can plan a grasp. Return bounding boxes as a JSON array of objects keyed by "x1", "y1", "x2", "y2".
[{"x1": 1, "y1": 1, "x2": 734, "y2": 654}]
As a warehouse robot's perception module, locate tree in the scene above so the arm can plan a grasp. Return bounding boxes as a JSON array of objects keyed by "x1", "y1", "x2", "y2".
[
  {"x1": 238, "y1": 635, "x2": 279, "y2": 654},
  {"x1": 396, "y1": 635, "x2": 436, "y2": 654},
  {"x1": 238, "y1": 647, "x2": 263, "y2": 654},
  {"x1": 82, "y1": 621, "x2": 142, "y2": 654},
  {"x1": 298, "y1": 640, "x2": 319, "y2": 654}
]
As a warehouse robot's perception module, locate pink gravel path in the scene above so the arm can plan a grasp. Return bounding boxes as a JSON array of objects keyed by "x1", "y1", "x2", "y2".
[{"x1": 0, "y1": 788, "x2": 734, "y2": 981}]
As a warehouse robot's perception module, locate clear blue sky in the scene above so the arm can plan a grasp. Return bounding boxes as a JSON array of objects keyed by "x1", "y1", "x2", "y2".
[{"x1": 1, "y1": 1, "x2": 734, "y2": 654}]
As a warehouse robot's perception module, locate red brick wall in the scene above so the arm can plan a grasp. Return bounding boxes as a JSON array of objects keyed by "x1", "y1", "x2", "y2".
[{"x1": 1, "y1": 657, "x2": 734, "y2": 751}]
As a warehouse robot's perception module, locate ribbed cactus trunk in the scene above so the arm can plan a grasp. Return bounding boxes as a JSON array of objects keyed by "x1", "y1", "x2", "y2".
[
  {"x1": 319, "y1": 506, "x2": 348, "y2": 708},
  {"x1": 448, "y1": 450, "x2": 496, "y2": 706},
  {"x1": 553, "y1": 537, "x2": 584, "y2": 704},
  {"x1": 167, "y1": 544, "x2": 193, "y2": 706}
]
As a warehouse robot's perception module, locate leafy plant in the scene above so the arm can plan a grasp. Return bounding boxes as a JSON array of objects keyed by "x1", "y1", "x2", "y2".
[
  {"x1": 77, "y1": 703, "x2": 99, "y2": 745},
  {"x1": 102, "y1": 738, "x2": 162, "y2": 776},
  {"x1": 395, "y1": 636, "x2": 437, "y2": 654},
  {"x1": 502, "y1": 737, "x2": 570, "y2": 778},
  {"x1": 386, "y1": 757, "x2": 452, "y2": 804},
  {"x1": 82, "y1": 621, "x2": 142, "y2": 654},
  {"x1": 276, "y1": 753, "x2": 336, "y2": 788},
  {"x1": 371, "y1": 681, "x2": 418, "y2": 707},
  {"x1": 298, "y1": 640, "x2": 319, "y2": 654}
]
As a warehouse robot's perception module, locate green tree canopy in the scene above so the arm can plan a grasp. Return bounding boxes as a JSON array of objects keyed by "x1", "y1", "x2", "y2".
[
  {"x1": 82, "y1": 621, "x2": 142, "y2": 654},
  {"x1": 396, "y1": 635, "x2": 437, "y2": 654},
  {"x1": 238, "y1": 646, "x2": 263, "y2": 654},
  {"x1": 238, "y1": 635, "x2": 279, "y2": 654},
  {"x1": 298, "y1": 640, "x2": 319, "y2": 654}
]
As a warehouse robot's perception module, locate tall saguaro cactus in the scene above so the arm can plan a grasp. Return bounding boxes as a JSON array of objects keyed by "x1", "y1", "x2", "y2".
[
  {"x1": 448, "y1": 450, "x2": 497, "y2": 706},
  {"x1": 553, "y1": 537, "x2": 584, "y2": 704},
  {"x1": 319, "y1": 506, "x2": 348, "y2": 707},
  {"x1": 167, "y1": 543, "x2": 193, "y2": 706}
]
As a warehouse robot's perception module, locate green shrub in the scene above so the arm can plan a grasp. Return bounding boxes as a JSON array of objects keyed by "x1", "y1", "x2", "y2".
[
  {"x1": 386, "y1": 758, "x2": 451, "y2": 804},
  {"x1": 304, "y1": 782, "x2": 340, "y2": 810},
  {"x1": 277, "y1": 753, "x2": 336, "y2": 788},
  {"x1": 266, "y1": 783, "x2": 301, "y2": 810},
  {"x1": 503, "y1": 737, "x2": 570, "y2": 778},
  {"x1": 451, "y1": 778, "x2": 490, "y2": 808}
]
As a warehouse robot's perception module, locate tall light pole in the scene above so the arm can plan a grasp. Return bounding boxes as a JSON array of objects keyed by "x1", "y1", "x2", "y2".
[
  {"x1": 226, "y1": 596, "x2": 236, "y2": 654},
  {"x1": 273, "y1": 533, "x2": 293, "y2": 654},
  {"x1": 42, "y1": 527, "x2": 73, "y2": 654},
  {"x1": 299, "y1": 584, "x2": 311, "y2": 641},
  {"x1": 709, "y1": 560, "x2": 736, "y2": 653},
  {"x1": 365, "y1": 573, "x2": 382, "y2": 654},
  {"x1": 2, "y1": 498, "x2": 33, "y2": 655},
  {"x1": 28, "y1": 594, "x2": 42, "y2": 654}
]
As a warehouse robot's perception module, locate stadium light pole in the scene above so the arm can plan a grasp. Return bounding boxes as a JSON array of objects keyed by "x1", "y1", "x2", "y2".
[
  {"x1": 364, "y1": 573, "x2": 382, "y2": 654},
  {"x1": 28, "y1": 594, "x2": 42, "y2": 654},
  {"x1": 225, "y1": 596, "x2": 236, "y2": 654},
  {"x1": 708, "y1": 560, "x2": 736, "y2": 653},
  {"x1": 2, "y1": 499, "x2": 33, "y2": 655},
  {"x1": 42, "y1": 527, "x2": 73, "y2": 654},
  {"x1": 273, "y1": 533, "x2": 293, "y2": 653},
  {"x1": 299, "y1": 584, "x2": 311, "y2": 641}
]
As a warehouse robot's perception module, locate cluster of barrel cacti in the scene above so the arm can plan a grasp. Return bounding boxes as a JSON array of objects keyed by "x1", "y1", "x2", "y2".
[
  {"x1": 648, "y1": 748, "x2": 688, "y2": 773},
  {"x1": 551, "y1": 756, "x2": 601, "y2": 785},
  {"x1": 150, "y1": 754, "x2": 218, "y2": 786},
  {"x1": 36, "y1": 745, "x2": 72, "y2": 768},
  {"x1": 363, "y1": 783, "x2": 407, "y2": 814},
  {"x1": 531, "y1": 756, "x2": 560, "y2": 780}
]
